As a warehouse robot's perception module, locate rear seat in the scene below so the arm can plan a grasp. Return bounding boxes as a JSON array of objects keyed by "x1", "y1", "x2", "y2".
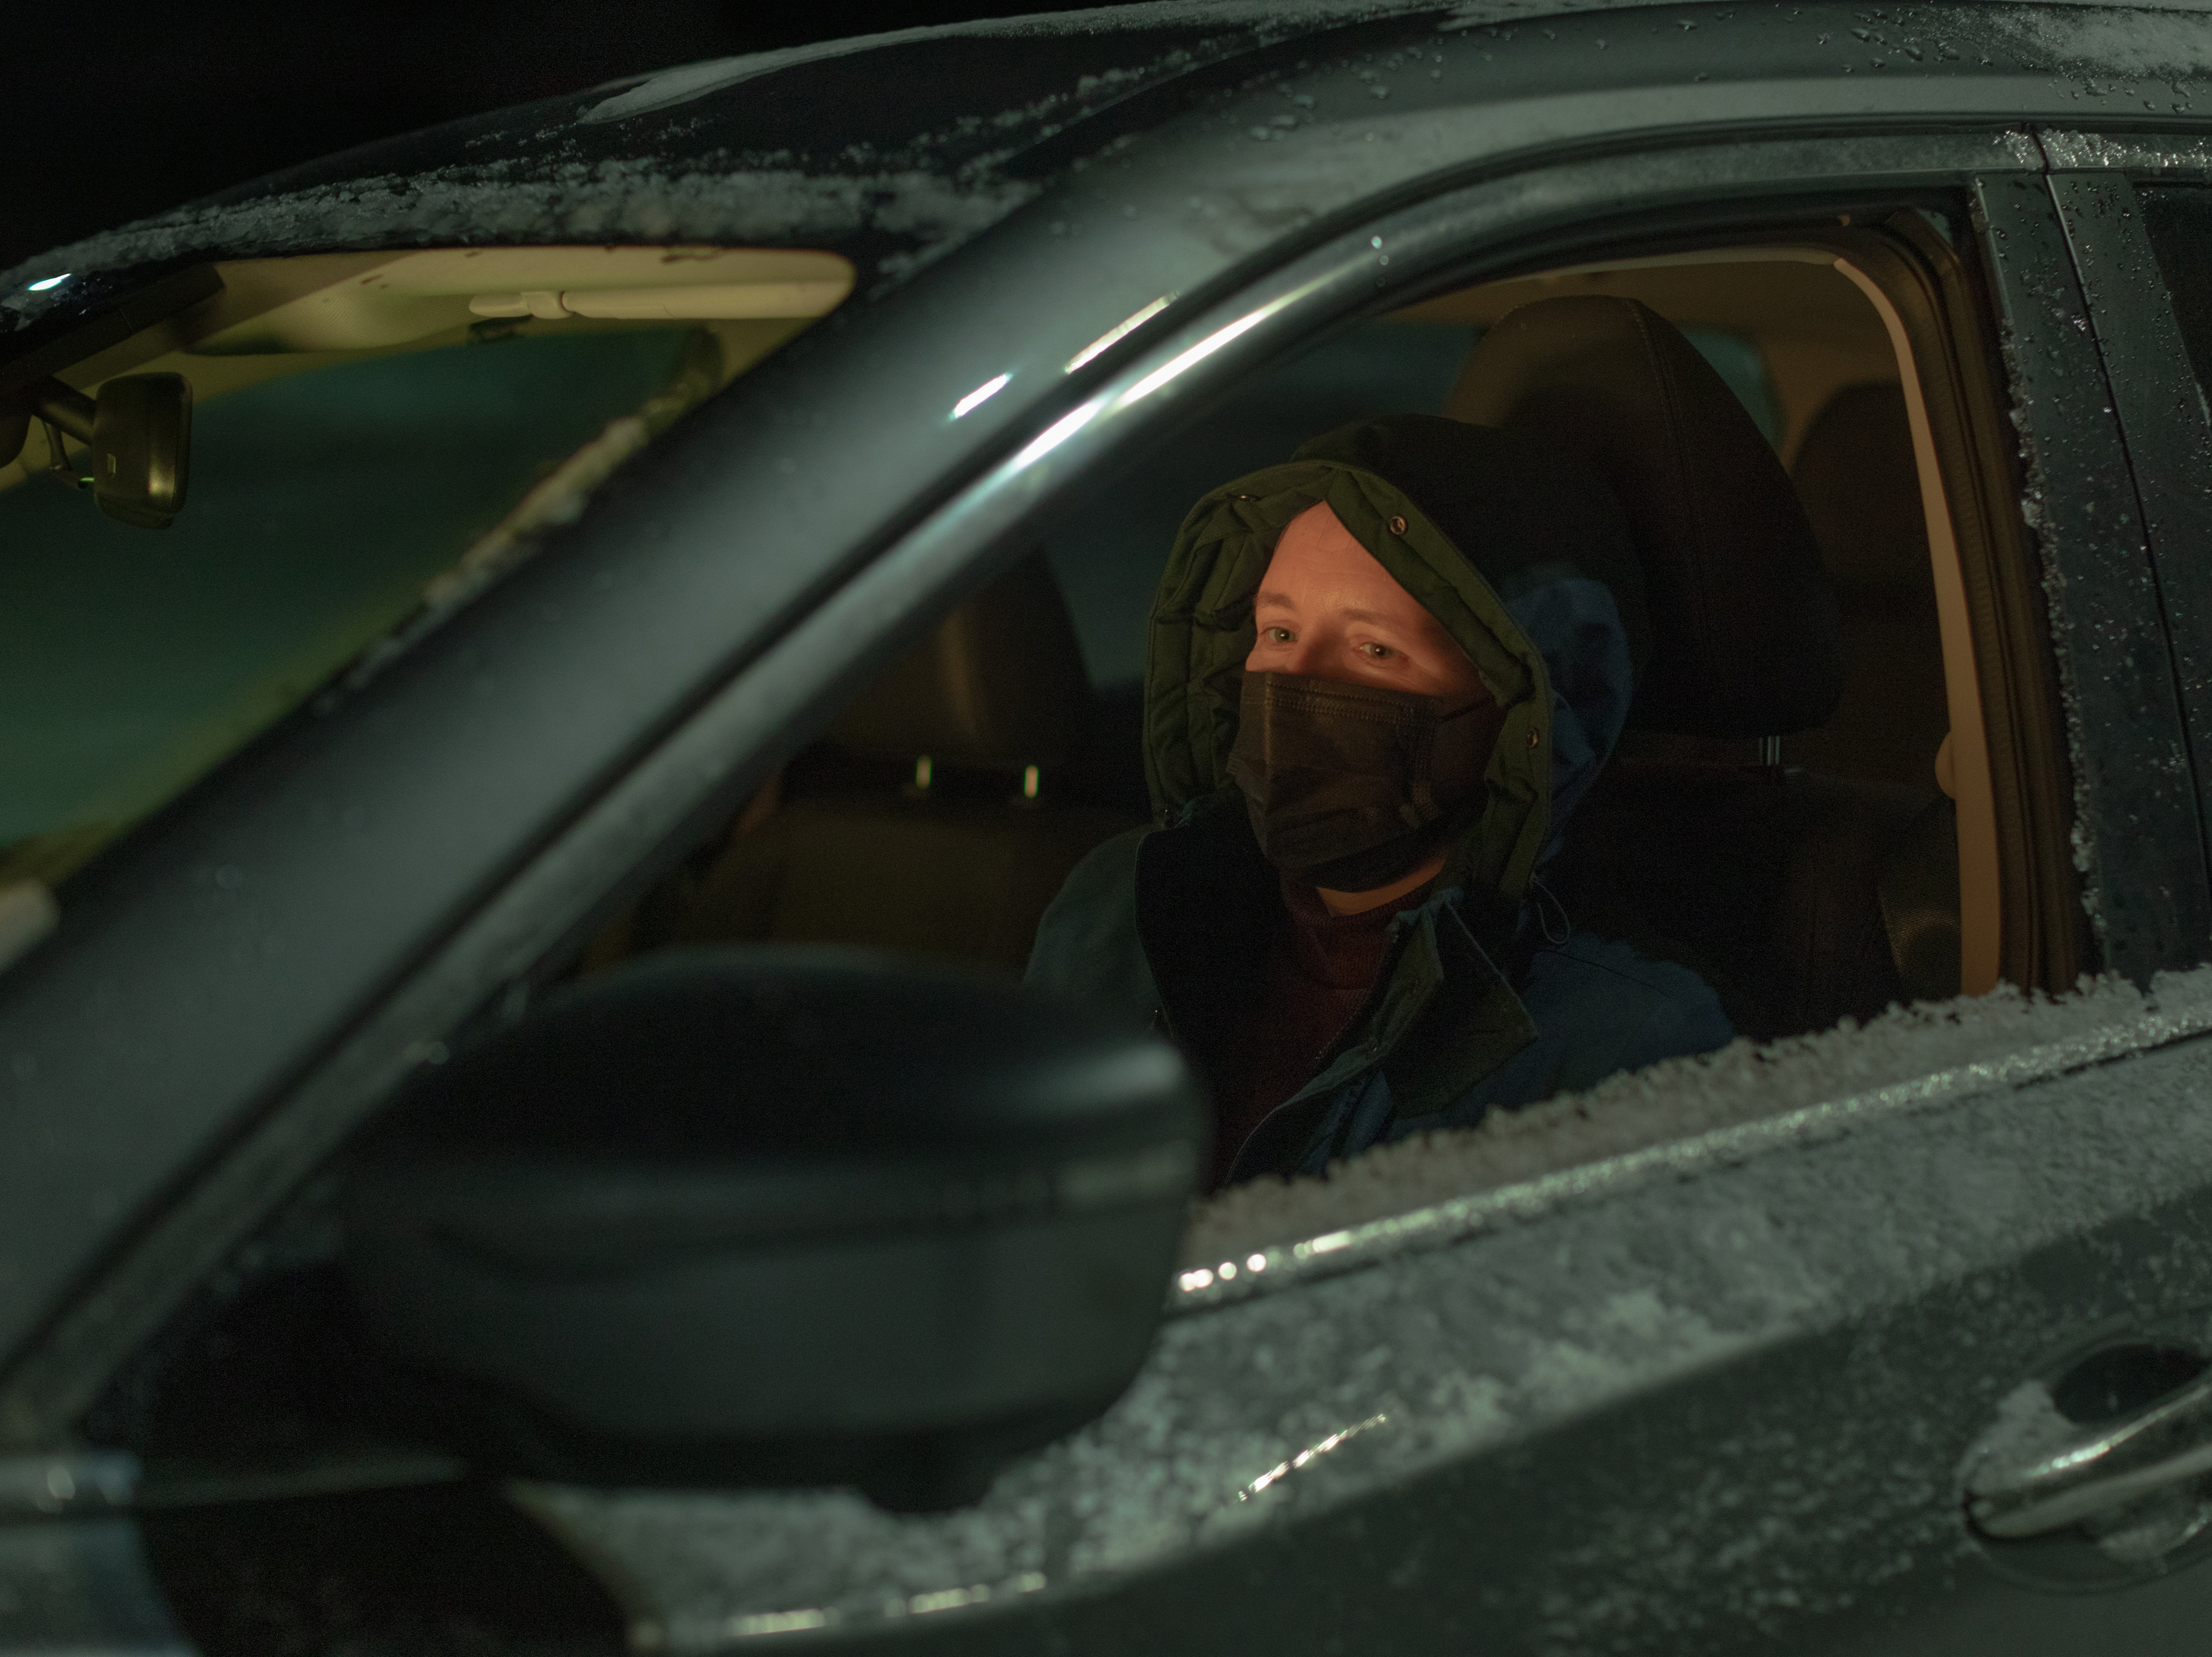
[
  {"x1": 1791, "y1": 379, "x2": 1963, "y2": 1006},
  {"x1": 1787, "y1": 382, "x2": 1952, "y2": 789}
]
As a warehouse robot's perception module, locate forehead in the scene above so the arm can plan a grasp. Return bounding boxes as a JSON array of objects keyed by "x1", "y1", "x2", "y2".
[{"x1": 1259, "y1": 503, "x2": 1430, "y2": 617}]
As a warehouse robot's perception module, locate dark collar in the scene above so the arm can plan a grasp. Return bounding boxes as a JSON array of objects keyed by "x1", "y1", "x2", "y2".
[
  {"x1": 1135, "y1": 808, "x2": 1541, "y2": 1176},
  {"x1": 1133, "y1": 806, "x2": 1278, "y2": 1092}
]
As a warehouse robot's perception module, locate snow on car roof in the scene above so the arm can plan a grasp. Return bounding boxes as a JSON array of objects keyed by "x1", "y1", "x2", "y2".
[
  {"x1": 578, "y1": 0, "x2": 2212, "y2": 127},
  {"x1": 8, "y1": 0, "x2": 2205, "y2": 341}
]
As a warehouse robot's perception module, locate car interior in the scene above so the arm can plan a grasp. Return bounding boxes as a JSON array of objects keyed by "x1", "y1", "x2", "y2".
[
  {"x1": 603, "y1": 239, "x2": 1976, "y2": 1049},
  {"x1": 0, "y1": 230, "x2": 1987, "y2": 1075}
]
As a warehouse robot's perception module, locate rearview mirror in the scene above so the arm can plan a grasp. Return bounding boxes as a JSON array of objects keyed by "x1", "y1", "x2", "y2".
[
  {"x1": 343, "y1": 946, "x2": 1207, "y2": 1511},
  {"x1": 2, "y1": 372, "x2": 193, "y2": 528}
]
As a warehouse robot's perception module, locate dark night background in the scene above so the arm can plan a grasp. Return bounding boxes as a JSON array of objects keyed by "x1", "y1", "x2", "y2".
[{"x1": 3, "y1": 0, "x2": 1129, "y2": 273}]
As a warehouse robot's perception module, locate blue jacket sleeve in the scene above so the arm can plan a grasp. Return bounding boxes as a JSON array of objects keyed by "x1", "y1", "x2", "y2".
[{"x1": 1416, "y1": 932, "x2": 1733, "y2": 1133}]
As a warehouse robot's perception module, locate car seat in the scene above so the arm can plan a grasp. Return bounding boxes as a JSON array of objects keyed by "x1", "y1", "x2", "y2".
[
  {"x1": 668, "y1": 556, "x2": 1141, "y2": 973},
  {"x1": 1446, "y1": 296, "x2": 1961, "y2": 1037},
  {"x1": 1791, "y1": 380, "x2": 1963, "y2": 1007},
  {"x1": 1787, "y1": 382, "x2": 1953, "y2": 789}
]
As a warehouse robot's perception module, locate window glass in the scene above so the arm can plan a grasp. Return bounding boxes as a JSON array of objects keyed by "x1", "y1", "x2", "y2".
[
  {"x1": 2140, "y1": 184, "x2": 2212, "y2": 420},
  {"x1": 1688, "y1": 327, "x2": 1785, "y2": 446},
  {"x1": 0, "y1": 327, "x2": 700, "y2": 885},
  {"x1": 691, "y1": 253, "x2": 1943, "y2": 1050},
  {"x1": 577, "y1": 262, "x2": 1888, "y2": 1053}
]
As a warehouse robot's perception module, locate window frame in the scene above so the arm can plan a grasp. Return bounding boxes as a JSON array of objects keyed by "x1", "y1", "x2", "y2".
[
  {"x1": 2035, "y1": 135, "x2": 2212, "y2": 961},
  {"x1": 1969, "y1": 151, "x2": 2212, "y2": 986}
]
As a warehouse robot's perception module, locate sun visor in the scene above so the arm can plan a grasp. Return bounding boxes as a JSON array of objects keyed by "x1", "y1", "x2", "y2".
[{"x1": 190, "y1": 246, "x2": 854, "y2": 354}]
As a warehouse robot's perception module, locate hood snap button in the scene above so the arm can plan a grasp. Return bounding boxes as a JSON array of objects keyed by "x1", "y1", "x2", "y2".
[
  {"x1": 1387, "y1": 514, "x2": 1407, "y2": 534},
  {"x1": 1526, "y1": 728, "x2": 1540, "y2": 749}
]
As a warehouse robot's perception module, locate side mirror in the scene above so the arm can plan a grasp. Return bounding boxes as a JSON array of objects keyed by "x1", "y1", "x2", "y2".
[
  {"x1": 3, "y1": 372, "x2": 193, "y2": 528},
  {"x1": 343, "y1": 946, "x2": 1207, "y2": 1511}
]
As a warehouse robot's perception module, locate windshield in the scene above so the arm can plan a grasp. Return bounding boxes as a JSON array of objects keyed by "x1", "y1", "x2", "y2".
[{"x1": 0, "y1": 249, "x2": 847, "y2": 898}]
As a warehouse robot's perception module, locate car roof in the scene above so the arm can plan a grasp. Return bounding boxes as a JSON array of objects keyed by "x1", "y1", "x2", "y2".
[{"x1": 4, "y1": 0, "x2": 2207, "y2": 350}]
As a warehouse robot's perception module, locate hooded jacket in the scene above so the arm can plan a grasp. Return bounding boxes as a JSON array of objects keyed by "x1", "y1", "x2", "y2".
[{"x1": 1026, "y1": 415, "x2": 1730, "y2": 1184}]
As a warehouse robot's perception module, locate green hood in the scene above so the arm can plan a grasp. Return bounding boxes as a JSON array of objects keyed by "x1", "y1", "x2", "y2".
[{"x1": 1142, "y1": 415, "x2": 1645, "y2": 907}]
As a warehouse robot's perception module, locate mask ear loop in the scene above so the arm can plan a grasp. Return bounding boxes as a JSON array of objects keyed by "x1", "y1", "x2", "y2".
[
  {"x1": 1525, "y1": 875, "x2": 1572, "y2": 946},
  {"x1": 1412, "y1": 692, "x2": 1507, "y2": 830}
]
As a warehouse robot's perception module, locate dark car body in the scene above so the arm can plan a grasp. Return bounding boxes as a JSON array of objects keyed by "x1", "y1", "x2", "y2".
[{"x1": 12, "y1": 2, "x2": 2212, "y2": 1651}]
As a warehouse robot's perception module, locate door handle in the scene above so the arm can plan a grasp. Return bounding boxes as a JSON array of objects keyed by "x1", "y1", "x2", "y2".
[{"x1": 1966, "y1": 1368, "x2": 2212, "y2": 1539}]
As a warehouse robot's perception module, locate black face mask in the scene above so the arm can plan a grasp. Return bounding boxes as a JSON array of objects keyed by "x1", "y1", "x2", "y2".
[{"x1": 1225, "y1": 671, "x2": 1507, "y2": 891}]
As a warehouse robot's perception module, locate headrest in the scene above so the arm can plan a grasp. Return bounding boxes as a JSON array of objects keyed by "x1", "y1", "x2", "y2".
[
  {"x1": 1792, "y1": 382, "x2": 1931, "y2": 589},
  {"x1": 827, "y1": 554, "x2": 1089, "y2": 770},
  {"x1": 1445, "y1": 296, "x2": 1844, "y2": 738}
]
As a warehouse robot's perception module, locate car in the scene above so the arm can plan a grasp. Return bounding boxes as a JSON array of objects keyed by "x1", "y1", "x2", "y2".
[{"x1": 8, "y1": 1, "x2": 2212, "y2": 1651}]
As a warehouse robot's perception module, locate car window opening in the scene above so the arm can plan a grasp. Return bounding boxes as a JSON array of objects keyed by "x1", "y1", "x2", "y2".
[
  {"x1": 584, "y1": 229, "x2": 1989, "y2": 1199},
  {"x1": 0, "y1": 247, "x2": 854, "y2": 898}
]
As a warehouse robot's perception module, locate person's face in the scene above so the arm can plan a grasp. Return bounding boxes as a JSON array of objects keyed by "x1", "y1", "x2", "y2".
[{"x1": 1244, "y1": 502, "x2": 1488, "y2": 702}]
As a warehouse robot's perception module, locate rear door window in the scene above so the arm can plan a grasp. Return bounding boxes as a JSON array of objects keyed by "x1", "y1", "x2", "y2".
[{"x1": 2139, "y1": 184, "x2": 2212, "y2": 417}]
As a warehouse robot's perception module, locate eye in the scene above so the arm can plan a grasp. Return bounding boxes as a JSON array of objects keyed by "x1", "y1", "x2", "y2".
[
  {"x1": 1361, "y1": 642, "x2": 1396, "y2": 660},
  {"x1": 1263, "y1": 626, "x2": 1295, "y2": 644}
]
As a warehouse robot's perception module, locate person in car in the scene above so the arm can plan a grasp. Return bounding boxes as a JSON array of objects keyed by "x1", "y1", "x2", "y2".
[{"x1": 1025, "y1": 413, "x2": 1732, "y2": 1187}]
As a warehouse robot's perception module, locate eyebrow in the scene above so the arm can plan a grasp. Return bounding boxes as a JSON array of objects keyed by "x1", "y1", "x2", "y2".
[{"x1": 1253, "y1": 591, "x2": 1400, "y2": 628}]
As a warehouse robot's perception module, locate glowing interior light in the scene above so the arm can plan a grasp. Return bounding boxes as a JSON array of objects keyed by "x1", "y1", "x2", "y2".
[
  {"x1": 1022, "y1": 764, "x2": 1039, "y2": 799},
  {"x1": 914, "y1": 756, "x2": 933, "y2": 790},
  {"x1": 1247, "y1": 1252, "x2": 1268, "y2": 1272},
  {"x1": 1178, "y1": 1267, "x2": 1215, "y2": 1292},
  {"x1": 952, "y1": 373, "x2": 1011, "y2": 418},
  {"x1": 1064, "y1": 294, "x2": 1173, "y2": 373},
  {"x1": 26, "y1": 273, "x2": 69, "y2": 292}
]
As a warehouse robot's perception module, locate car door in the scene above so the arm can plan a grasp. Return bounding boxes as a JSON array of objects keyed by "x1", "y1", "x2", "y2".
[
  {"x1": 12, "y1": 7, "x2": 2212, "y2": 1655},
  {"x1": 475, "y1": 153, "x2": 2212, "y2": 1657}
]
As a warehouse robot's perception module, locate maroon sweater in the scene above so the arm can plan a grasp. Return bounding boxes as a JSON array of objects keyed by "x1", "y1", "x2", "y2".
[{"x1": 1212, "y1": 876, "x2": 1432, "y2": 1187}]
